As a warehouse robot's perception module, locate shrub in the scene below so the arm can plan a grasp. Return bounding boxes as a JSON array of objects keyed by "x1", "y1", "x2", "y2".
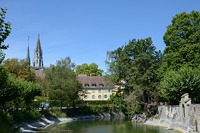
[{"x1": 0, "y1": 111, "x2": 20, "y2": 133}]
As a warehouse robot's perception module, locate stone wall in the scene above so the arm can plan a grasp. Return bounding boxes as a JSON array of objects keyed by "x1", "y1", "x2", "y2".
[{"x1": 158, "y1": 104, "x2": 200, "y2": 133}]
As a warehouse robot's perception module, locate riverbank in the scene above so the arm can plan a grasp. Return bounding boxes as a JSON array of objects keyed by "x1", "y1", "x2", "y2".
[
  {"x1": 144, "y1": 118, "x2": 186, "y2": 133},
  {"x1": 17, "y1": 112, "x2": 125, "y2": 133},
  {"x1": 17, "y1": 115, "x2": 98, "y2": 133},
  {"x1": 131, "y1": 114, "x2": 185, "y2": 133},
  {"x1": 16, "y1": 117, "x2": 73, "y2": 133}
]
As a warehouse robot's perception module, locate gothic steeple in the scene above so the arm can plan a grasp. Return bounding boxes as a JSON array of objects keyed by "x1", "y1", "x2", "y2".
[
  {"x1": 33, "y1": 34, "x2": 43, "y2": 69},
  {"x1": 26, "y1": 36, "x2": 31, "y2": 66}
]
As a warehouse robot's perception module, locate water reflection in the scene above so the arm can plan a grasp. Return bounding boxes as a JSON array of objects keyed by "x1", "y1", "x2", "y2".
[{"x1": 38, "y1": 118, "x2": 180, "y2": 133}]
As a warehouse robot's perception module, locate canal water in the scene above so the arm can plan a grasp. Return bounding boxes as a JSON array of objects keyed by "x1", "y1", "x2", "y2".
[{"x1": 37, "y1": 118, "x2": 180, "y2": 133}]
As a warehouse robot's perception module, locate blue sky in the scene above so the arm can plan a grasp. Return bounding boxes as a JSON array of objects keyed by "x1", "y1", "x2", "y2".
[{"x1": 1, "y1": 0, "x2": 200, "y2": 72}]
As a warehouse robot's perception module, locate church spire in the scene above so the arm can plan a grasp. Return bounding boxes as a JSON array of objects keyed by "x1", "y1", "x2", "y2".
[
  {"x1": 33, "y1": 34, "x2": 43, "y2": 69},
  {"x1": 26, "y1": 36, "x2": 31, "y2": 66},
  {"x1": 36, "y1": 34, "x2": 42, "y2": 52}
]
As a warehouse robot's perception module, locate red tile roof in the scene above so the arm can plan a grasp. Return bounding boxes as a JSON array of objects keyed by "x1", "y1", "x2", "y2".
[{"x1": 77, "y1": 75, "x2": 113, "y2": 89}]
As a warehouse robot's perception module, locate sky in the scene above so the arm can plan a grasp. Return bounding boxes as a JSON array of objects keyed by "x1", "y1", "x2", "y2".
[{"x1": 1, "y1": 0, "x2": 200, "y2": 72}]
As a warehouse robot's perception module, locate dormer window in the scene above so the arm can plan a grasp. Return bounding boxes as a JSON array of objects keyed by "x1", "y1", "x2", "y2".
[
  {"x1": 99, "y1": 84, "x2": 104, "y2": 87},
  {"x1": 84, "y1": 84, "x2": 89, "y2": 87},
  {"x1": 92, "y1": 84, "x2": 97, "y2": 87}
]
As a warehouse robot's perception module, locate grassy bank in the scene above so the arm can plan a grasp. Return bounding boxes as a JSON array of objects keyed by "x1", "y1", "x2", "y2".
[{"x1": 0, "y1": 104, "x2": 122, "y2": 133}]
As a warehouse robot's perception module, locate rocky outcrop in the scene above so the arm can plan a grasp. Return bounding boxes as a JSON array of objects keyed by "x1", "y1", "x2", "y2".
[
  {"x1": 18, "y1": 111, "x2": 125, "y2": 133},
  {"x1": 131, "y1": 114, "x2": 148, "y2": 123},
  {"x1": 155, "y1": 105, "x2": 200, "y2": 133},
  {"x1": 144, "y1": 94, "x2": 200, "y2": 133}
]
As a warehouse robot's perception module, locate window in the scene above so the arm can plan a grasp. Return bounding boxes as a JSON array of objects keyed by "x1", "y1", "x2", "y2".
[
  {"x1": 92, "y1": 84, "x2": 97, "y2": 87},
  {"x1": 84, "y1": 84, "x2": 89, "y2": 87},
  {"x1": 98, "y1": 89, "x2": 101, "y2": 93},
  {"x1": 98, "y1": 95, "x2": 102, "y2": 99},
  {"x1": 92, "y1": 95, "x2": 96, "y2": 99},
  {"x1": 99, "y1": 84, "x2": 104, "y2": 87},
  {"x1": 104, "y1": 94, "x2": 108, "y2": 98},
  {"x1": 84, "y1": 95, "x2": 88, "y2": 99},
  {"x1": 108, "y1": 89, "x2": 112, "y2": 92}
]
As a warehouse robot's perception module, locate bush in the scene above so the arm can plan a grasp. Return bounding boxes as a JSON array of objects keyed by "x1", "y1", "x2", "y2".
[
  {"x1": 9, "y1": 109, "x2": 41, "y2": 123},
  {"x1": 0, "y1": 111, "x2": 20, "y2": 133},
  {"x1": 160, "y1": 66, "x2": 200, "y2": 103}
]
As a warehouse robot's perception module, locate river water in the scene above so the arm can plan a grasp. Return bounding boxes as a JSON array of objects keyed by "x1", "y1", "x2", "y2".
[{"x1": 37, "y1": 118, "x2": 180, "y2": 133}]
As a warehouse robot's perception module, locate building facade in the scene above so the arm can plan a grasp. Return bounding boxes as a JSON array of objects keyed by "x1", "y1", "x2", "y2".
[{"x1": 77, "y1": 74, "x2": 116, "y2": 101}]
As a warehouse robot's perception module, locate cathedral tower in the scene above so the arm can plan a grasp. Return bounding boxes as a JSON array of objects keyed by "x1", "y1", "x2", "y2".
[{"x1": 33, "y1": 34, "x2": 43, "y2": 70}]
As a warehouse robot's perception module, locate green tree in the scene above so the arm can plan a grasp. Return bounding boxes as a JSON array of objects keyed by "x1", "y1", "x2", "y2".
[
  {"x1": 76, "y1": 63, "x2": 103, "y2": 76},
  {"x1": 160, "y1": 67, "x2": 200, "y2": 104},
  {"x1": 0, "y1": 67, "x2": 21, "y2": 111},
  {"x1": 0, "y1": 50, "x2": 5, "y2": 64},
  {"x1": 3, "y1": 58, "x2": 36, "y2": 82},
  {"x1": 0, "y1": 7, "x2": 11, "y2": 64},
  {"x1": 44, "y1": 57, "x2": 82, "y2": 107},
  {"x1": 110, "y1": 93, "x2": 125, "y2": 111},
  {"x1": 56, "y1": 57, "x2": 75, "y2": 70},
  {"x1": 160, "y1": 11, "x2": 200, "y2": 73},
  {"x1": 0, "y1": 7, "x2": 11, "y2": 50},
  {"x1": 0, "y1": 66, "x2": 41, "y2": 111},
  {"x1": 106, "y1": 38, "x2": 162, "y2": 115}
]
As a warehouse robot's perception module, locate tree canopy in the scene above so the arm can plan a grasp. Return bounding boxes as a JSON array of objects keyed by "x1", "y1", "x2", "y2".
[
  {"x1": 76, "y1": 62, "x2": 103, "y2": 76},
  {"x1": 160, "y1": 11, "x2": 200, "y2": 72},
  {"x1": 0, "y1": 66, "x2": 41, "y2": 111},
  {"x1": 158, "y1": 11, "x2": 200, "y2": 104},
  {"x1": 0, "y1": 7, "x2": 11, "y2": 50},
  {"x1": 44, "y1": 57, "x2": 82, "y2": 107},
  {"x1": 106, "y1": 37, "x2": 162, "y2": 115},
  {"x1": 160, "y1": 67, "x2": 200, "y2": 104},
  {"x1": 3, "y1": 58, "x2": 36, "y2": 82},
  {"x1": 0, "y1": 8, "x2": 11, "y2": 64}
]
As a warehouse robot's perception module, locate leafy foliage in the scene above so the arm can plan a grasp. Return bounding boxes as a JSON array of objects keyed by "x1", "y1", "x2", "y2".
[
  {"x1": 76, "y1": 62, "x2": 103, "y2": 76},
  {"x1": 44, "y1": 57, "x2": 82, "y2": 107},
  {"x1": 0, "y1": 66, "x2": 41, "y2": 111},
  {"x1": 10, "y1": 109, "x2": 41, "y2": 123},
  {"x1": 0, "y1": 69, "x2": 22, "y2": 111},
  {"x1": 0, "y1": 50, "x2": 5, "y2": 64},
  {"x1": 160, "y1": 67, "x2": 200, "y2": 104},
  {"x1": 3, "y1": 58, "x2": 36, "y2": 82},
  {"x1": 56, "y1": 57, "x2": 75, "y2": 70},
  {"x1": 106, "y1": 38, "x2": 161, "y2": 115},
  {"x1": 0, "y1": 111, "x2": 20, "y2": 133},
  {"x1": 0, "y1": 7, "x2": 11, "y2": 50},
  {"x1": 110, "y1": 93, "x2": 125, "y2": 111},
  {"x1": 160, "y1": 11, "x2": 200, "y2": 73}
]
